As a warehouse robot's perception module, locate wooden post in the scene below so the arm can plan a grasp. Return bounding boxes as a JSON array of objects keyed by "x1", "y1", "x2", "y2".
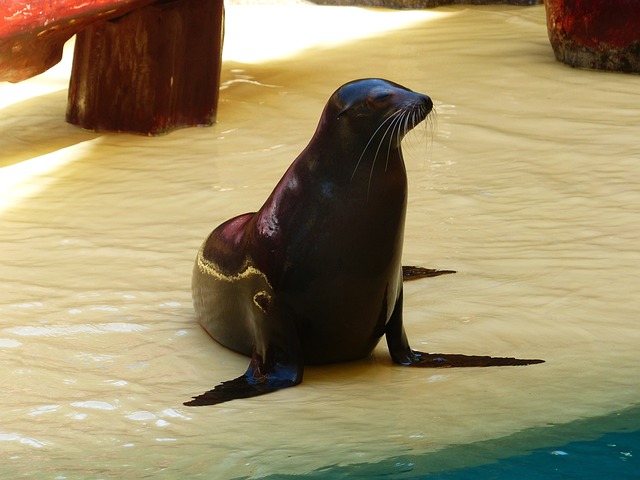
[{"x1": 66, "y1": 0, "x2": 224, "y2": 135}]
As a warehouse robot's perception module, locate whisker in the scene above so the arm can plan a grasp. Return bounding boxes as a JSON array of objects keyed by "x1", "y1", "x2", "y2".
[
  {"x1": 350, "y1": 110, "x2": 403, "y2": 183},
  {"x1": 404, "y1": 107, "x2": 411, "y2": 138},
  {"x1": 398, "y1": 103, "x2": 435, "y2": 167},
  {"x1": 426, "y1": 106, "x2": 437, "y2": 159},
  {"x1": 400, "y1": 106, "x2": 419, "y2": 159},
  {"x1": 368, "y1": 110, "x2": 404, "y2": 198},
  {"x1": 354, "y1": 99, "x2": 435, "y2": 199},
  {"x1": 410, "y1": 109, "x2": 416, "y2": 137},
  {"x1": 385, "y1": 110, "x2": 405, "y2": 173}
]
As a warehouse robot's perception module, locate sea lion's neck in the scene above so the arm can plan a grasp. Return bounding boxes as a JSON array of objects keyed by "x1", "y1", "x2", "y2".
[{"x1": 303, "y1": 125, "x2": 407, "y2": 182}]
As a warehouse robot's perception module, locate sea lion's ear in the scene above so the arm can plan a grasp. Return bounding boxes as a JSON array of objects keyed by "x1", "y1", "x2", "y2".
[{"x1": 335, "y1": 94, "x2": 356, "y2": 119}]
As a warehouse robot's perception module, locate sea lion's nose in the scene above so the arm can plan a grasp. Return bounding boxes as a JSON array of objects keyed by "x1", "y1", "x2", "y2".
[{"x1": 420, "y1": 94, "x2": 433, "y2": 113}]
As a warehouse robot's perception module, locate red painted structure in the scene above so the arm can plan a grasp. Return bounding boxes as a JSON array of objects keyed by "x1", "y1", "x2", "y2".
[
  {"x1": 545, "y1": 0, "x2": 640, "y2": 73},
  {"x1": 0, "y1": 0, "x2": 224, "y2": 134}
]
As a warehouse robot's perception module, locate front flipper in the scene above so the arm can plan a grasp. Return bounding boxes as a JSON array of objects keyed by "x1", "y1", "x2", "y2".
[
  {"x1": 185, "y1": 301, "x2": 303, "y2": 407},
  {"x1": 184, "y1": 352, "x2": 302, "y2": 406},
  {"x1": 385, "y1": 289, "x2": 544, "y2": 368},
  {"x1": 402, "y1": 265, "x2": 456, "y2": 281}
]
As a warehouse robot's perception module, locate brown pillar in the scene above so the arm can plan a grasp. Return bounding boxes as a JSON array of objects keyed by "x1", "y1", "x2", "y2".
[
  {"x1": 545, "y1": 0, "x2": 640, "y2": 73},
  {"x1": 67, "y1": 0, "x2": 225, "y2": 135}
]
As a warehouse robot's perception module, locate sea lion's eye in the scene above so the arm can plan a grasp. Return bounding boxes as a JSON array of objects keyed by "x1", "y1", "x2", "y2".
[{"x1": 367, "y1": 92, "x2": 392, "y2": 109}]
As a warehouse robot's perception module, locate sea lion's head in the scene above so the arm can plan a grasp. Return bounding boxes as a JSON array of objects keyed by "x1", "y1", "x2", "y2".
[{"x1": 327, "y1": 78, "x2": 433, "y2": 148}]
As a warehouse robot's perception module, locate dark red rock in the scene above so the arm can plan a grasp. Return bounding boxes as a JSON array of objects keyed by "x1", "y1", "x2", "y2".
[{"x1": 545, "y1": 0, "x2": 640, "y2": 73}]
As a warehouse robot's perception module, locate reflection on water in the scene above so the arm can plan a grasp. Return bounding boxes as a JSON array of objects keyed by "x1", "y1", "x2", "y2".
[{"x1": 1, "y1": 4, "x2": 639, "y2": 479}]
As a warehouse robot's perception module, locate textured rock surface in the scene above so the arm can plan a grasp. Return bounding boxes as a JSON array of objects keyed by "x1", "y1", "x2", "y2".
[{"x1": 545, "y1": 0, "x2": 640, "y2": 73}]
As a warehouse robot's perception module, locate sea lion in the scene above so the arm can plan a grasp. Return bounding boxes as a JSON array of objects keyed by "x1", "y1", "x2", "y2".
[{"x1": 185, "y1": 79, "x2": 542, "y2": 407}]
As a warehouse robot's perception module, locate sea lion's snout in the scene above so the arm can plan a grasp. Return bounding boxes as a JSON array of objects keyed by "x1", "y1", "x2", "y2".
[
  {"x1": 400, "y1": 91, "x2": 433, "y2": 130},
  {"x1": 420, "y1": 94, "x2": 433, "y2": 115}
]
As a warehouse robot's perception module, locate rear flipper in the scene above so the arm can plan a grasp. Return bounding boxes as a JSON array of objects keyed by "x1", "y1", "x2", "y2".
[
  {"x1": 385, "y1": 289, "x2": 544, "y2": 368},
  {"x1": 184, "y1": 353, "x2": 302, "y2": 406},
  {"x1": 391, "y1": 350, "x2": 544, "y2": 367},
  {"x1": 402, "y1": 265, "x2": 456, "y2": 281}
]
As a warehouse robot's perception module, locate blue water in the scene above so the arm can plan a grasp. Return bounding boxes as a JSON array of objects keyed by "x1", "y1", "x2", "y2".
[{"x1": 248, "y1": 405, "x2": 639, "y2": 480}]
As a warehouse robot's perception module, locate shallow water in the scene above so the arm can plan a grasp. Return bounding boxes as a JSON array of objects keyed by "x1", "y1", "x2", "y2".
[
  {"x1": 1, "y1": 4, "x2": 639, "y2": 479},
  {"x1": 258, "y1": 405, "x2": 640, "y2": 479}
]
